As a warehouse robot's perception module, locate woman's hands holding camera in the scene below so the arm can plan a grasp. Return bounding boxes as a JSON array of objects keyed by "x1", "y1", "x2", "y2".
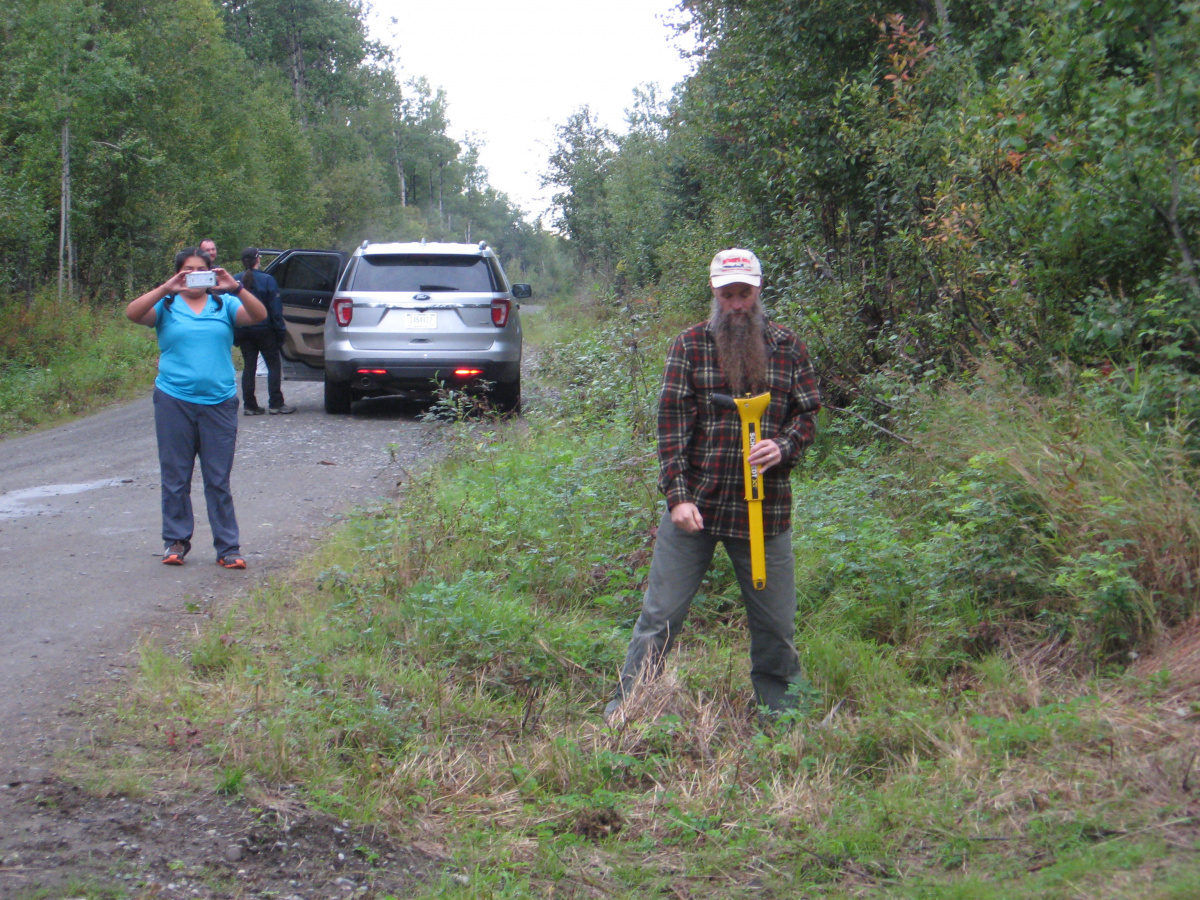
[
  {"x1": 211, "y1": 267, "x2": 241, "y2": 293},
  {"x1": 157, "y1": 267, "x2": 239, "y2": 296},
  {"x1": 161, "y1": 269, "x2": 192, "y2": 295}
]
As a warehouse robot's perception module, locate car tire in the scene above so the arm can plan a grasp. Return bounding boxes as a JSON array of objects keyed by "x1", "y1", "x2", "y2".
[
  {"x1": 324, "y1": 375, "x2": 353, "y2": 414},
  {"x1": 491, "y1": 374, "x2": 521, "y2": 414}
]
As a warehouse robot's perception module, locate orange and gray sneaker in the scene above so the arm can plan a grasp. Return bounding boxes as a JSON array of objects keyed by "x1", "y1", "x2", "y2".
[
  {"x1": 162, "y1": 539, "x2": 190, "y2": 565},
  {"x1": 216, "y1": 554, "x2": 247, "y2": 569}
]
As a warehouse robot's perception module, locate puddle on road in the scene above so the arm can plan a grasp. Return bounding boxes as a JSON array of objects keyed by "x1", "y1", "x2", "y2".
[{"x1": 0, "y1": 478, "x2": 132, "y2": 520}]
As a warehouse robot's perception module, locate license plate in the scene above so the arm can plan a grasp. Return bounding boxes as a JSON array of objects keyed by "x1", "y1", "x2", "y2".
[{"x1": 403, "y1": 311, "x2": 437, "y2": 329}]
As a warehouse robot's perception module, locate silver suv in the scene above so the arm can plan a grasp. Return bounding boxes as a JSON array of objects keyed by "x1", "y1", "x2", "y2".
[{"x1": 322, "y1": 241, "x2": 529, "y2": 414}]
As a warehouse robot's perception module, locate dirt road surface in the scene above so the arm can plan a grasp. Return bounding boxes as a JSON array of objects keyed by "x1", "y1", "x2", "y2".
[{"x1": 0, "y1": 380, "x2": 445, "y2": 897}]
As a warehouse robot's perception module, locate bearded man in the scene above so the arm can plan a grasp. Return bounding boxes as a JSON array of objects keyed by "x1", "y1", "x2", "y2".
[{"x1": 605, "y1": 248, "x2": 821, "y2": 722}]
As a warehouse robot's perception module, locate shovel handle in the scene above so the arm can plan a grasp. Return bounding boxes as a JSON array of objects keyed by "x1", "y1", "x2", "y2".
[{"x1": 712, "y1": 391, "x2": 772, "y2": 588}]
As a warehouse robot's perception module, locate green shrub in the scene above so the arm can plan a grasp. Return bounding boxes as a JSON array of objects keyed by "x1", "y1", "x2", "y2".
[{"x1": 0, "y1": 295, "x2": 157, "y2": 435}]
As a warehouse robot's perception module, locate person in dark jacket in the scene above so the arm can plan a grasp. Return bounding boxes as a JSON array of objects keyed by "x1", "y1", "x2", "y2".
[{"x1": 235, "y1": 248, "x2": 294, "y2": 415}]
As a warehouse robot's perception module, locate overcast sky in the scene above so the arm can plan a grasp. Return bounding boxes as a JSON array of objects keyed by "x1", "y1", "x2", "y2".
[{"x1": 371, "y1": 0, "x2": 697, "y2": 220}]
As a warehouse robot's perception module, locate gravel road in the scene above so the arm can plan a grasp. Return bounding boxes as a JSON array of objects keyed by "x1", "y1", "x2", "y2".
[{"x1": 0, "y1": 380, "x2": 436, "y2": 781}]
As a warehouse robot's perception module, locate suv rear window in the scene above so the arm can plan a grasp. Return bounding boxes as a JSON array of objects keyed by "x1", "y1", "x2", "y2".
[{"x1": 349, "y1": 255, "x2": 499, "y2": 292}]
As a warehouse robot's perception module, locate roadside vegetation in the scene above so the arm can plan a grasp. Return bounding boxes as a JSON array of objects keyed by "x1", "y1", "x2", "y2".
[
  {"x1": 544, "y1": 1, "x2": 1200, "y2": 404},
  {"x1": 0, "y1": 291, "x2": 158, "y2": 435},
  {"x1": 60, "y1": 284, "x2": 1198, "y2": 898}
]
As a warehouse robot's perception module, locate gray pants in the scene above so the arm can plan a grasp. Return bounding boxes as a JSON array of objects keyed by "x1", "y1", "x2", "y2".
[
  {"x1": 614, "y1": 512, "x2": 803, "y2": 712},
  {"x1": 153, "y1": 388, "x2": 241, "y2": 559}
]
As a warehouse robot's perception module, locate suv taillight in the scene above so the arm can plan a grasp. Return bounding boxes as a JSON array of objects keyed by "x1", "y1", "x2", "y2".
[
  {"x1": 491, "y1": 298, "x2": 511, "y2": 327},
  {"x1": 333, "y1": 297, "x2": 353, "y2": 327}
]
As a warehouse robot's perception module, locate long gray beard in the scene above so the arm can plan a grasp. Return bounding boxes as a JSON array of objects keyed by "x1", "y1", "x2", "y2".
[{"x1": 710, "y1": 298, "x2": 768, "y2": 396}]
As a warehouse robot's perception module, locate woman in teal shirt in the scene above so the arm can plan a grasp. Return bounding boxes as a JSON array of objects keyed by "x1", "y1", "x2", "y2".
[{"x1": 126, "y1": 248, "x2": 268, "y2": 568}]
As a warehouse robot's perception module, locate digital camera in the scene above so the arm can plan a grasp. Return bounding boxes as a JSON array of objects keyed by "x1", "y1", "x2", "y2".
[{"x1": 185, "y1": 271, "x2": 218, "y2": 289}]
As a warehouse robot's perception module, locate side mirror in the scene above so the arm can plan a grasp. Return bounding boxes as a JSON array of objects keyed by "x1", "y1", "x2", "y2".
[{"x1": 511, "y1": 283, "x2": 532, "y2": 300}]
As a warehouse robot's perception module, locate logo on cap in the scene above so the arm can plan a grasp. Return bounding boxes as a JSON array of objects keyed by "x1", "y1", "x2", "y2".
[{"x1": 710, "y1": 248, "x2": 762, "y2": 287}]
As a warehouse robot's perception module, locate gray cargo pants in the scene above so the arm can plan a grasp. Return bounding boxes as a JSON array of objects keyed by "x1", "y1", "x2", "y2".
[
  {"x1": 613, "y1": 511, "x2": 804, "y2": 712},
  {"x1": 153, "y1": 388, "x2": 241, "y2": 559}
]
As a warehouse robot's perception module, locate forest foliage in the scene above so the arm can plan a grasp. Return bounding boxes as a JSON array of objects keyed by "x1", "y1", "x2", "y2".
[
  {"x1": 539, "y1": 0, "x2": 1200, "y2": 665},
  {"x1": 0, "y1": 0, "x2": 565, "y2": 302},
  {"x1": 544, "y1": 0, "x2": 1200, "y2": 415}
]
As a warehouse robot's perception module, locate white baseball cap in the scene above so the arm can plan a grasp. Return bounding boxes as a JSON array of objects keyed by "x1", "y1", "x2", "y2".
[{"x1": 709, "y1": 248, "x2": 762, "y2": 288}]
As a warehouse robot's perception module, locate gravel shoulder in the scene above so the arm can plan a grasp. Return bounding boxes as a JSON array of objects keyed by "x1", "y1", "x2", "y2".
[{"x1": 0, "y1": 379, "x2": 446, "y2": 898}]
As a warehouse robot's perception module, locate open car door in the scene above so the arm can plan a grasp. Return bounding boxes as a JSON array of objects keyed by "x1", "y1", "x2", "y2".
[{"x1": 263, "y1": 249, "x2": 346, "y2": 371}]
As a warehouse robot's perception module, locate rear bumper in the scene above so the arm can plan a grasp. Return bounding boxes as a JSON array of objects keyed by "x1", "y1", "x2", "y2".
[{"x1": 325, "y1": 357, "x2": 521, "y2": 394}]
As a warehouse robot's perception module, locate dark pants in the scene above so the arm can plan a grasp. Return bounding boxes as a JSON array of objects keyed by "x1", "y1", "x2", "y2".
[
  {"x1": 153, "y1": 388, "x2": 241, "y2": 559},
  {"x1": 614, "y1": 512, "x2": 804, "y2": 712},
  {"x1": 238, "y1": 330, "x2": 284, "y2": 410}
]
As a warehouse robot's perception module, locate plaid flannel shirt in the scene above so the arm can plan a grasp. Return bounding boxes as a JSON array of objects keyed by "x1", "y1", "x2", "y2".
[{"x1": 657, "y1": 319, "x2": 821, "y2": 540}]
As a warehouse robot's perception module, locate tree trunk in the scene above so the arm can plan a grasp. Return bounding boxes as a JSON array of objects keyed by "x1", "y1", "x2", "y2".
[
  {"x1": 394, "y1": 128, "x2": 406, "y2": 206},
  {"x1": 58, "y1": 118, "x2": 73, "y2": 302},
  {"x1": 286, "y1": 20, "x2": 307, "y2": 125},
  {"x1": 22, "y1": 247, "x2": 34, "y2": 309}
]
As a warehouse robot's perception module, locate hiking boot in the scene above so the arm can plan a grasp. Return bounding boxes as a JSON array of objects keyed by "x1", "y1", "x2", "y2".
[
  {"x1": 603, "y1": 697, "x2": 624, "y2": 725},
  {"x1": 243, "y1": 405, "x2": 265, "y2": 416},
  {"x1": 216, "y1": 554, "x2": 247, "y2": 569},
  {"x1": 162, "y1": 539, "x2": 190, "y2": 565},
  {"x1": 269, "y1": 404, "x2": 296, "y2": 415}
]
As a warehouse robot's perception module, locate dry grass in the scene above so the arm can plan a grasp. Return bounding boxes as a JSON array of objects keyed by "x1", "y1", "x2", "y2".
[
  {"x1": 1133, "y1": 616, "x2": 1200, "y2": 702},
  {"x1": 77, "y1": 588, "x2": 1200, "y2": 898}
]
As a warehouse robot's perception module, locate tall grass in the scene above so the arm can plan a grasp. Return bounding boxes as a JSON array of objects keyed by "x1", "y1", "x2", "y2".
[
  {"x1": 0, "y1": 294, "x2": 158, "y2": 436},
  {"x1": 913, "y1": 361, "x2": 1200, "y2": 654}
]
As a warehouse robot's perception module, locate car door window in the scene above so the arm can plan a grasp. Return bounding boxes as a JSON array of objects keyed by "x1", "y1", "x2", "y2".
[{"x1": 275, "y1": 254, "x2": 340, "y2": 292}]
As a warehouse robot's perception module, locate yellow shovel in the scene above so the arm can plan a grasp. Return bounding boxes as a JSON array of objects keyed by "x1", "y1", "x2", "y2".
[{"x1": 713, "y1": 391, "x2": 771, "y2": 588}]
